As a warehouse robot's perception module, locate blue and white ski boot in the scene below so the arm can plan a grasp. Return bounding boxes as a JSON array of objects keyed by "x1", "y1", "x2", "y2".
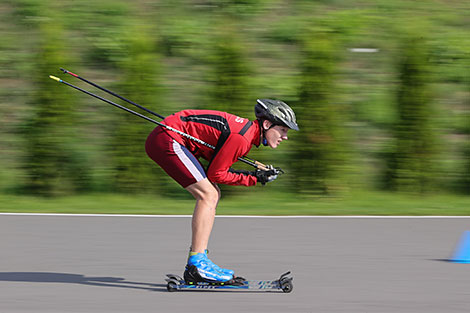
[
  {"x1": 184, "y1": 252, "x2": 233, "y2": 284},
  {"x1": 203, "y1": 250, "x2": 235, "y2": 276}
]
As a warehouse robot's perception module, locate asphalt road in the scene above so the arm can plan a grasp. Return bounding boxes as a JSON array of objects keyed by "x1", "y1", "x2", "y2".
[{"x1": 1, "y1": 214, "x2": 469, "y2": 313}]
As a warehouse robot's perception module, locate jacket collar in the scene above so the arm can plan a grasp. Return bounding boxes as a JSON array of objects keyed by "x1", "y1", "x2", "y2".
[{"x1": 252, "y1": 119, "x2": 262, "y2": 147}]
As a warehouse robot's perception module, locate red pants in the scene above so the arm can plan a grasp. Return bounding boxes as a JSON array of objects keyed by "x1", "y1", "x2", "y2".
[{"x1": 145, "y1": 126, "x2": 207, "y2": 188}]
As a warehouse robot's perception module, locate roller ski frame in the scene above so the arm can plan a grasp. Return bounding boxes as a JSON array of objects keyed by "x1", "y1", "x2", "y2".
[{"x1": 165, "y1": 271, "x2": 293, "y2": 293}]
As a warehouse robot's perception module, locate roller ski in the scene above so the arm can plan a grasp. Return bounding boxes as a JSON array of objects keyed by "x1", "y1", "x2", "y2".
[
  {"x1": 165, "y1": 252, "x2": 292, "y2": 292},
  {"x1": 166, "y1": 251, "x2": 293, "y2": 292},
  {"x1": 166, "y1": 269, "x2": 293, "y2": 293}
]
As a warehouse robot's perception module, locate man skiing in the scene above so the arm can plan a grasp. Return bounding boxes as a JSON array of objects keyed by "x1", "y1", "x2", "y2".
[{"x1": 145, "y1": 99, "x2": 298, "y2": 284}]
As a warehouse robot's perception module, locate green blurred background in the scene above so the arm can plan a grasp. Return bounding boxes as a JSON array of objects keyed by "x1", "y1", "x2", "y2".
[{"x1": 0, "y1": 0, "x2": 468, "y2": 214}]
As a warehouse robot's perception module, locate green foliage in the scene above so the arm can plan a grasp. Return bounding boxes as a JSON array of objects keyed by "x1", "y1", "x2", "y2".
[
  {"x1": 77, "y1": 1, "x2": 130, "y2": 67},
  {"x1": 292, "y1": 31, "x2": 346, "y2": 195},
  {"x1": 1, "y1": 0, "x2": 469, "y2": 200},
  {"x1": 10, "y1": 0, "x2": 43, "y2": 26},
  {"x1": 429, "y1": 28, "x2": 470, "y2": 84},
  {"x1": 22, "y1": 17, "x2": 90, "y2": 196},
  {"x1": 109, "y1": 25, "x2": 164, "y2": 193},
  {"x1": 199, "y1": 24, "x2": 255, "y2": 196},
  {"x1": 458, "y1": 142, "x2": 470, "y2": 194},
  {"x1": 204, "y1": 25, "x2": 253, "y2": 117},
  {"x1": 382, "y1": 34, "x2": 438, "y2": 193},
  {"x1": 197, "y1": 0, "x2": 267, "y2": 17},
  {"x1": 456, "y1": 75, "x2": 470, "y2": 194},
  {"x1": 159, "y1": 17, "x2": 210, "y2": 58}
]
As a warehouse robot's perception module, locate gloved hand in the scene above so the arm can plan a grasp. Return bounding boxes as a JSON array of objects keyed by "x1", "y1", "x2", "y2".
[{"x1": 254, "y1": 165, "x2": 278, "y2": 185}]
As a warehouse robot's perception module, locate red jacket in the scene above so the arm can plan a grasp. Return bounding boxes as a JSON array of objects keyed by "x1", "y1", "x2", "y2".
[{"x1": 161, "y1": 110, "x2": 261, "y2": 186}]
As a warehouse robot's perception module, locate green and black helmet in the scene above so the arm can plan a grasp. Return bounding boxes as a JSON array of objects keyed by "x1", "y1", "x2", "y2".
[{"x1": 255, "y1": 99, "x2": 299, "y2": 131}]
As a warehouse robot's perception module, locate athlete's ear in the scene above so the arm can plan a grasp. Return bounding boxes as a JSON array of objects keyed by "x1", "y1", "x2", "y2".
[{"x1": 262, "y1": 119, "x2": 273, "y2": 131}]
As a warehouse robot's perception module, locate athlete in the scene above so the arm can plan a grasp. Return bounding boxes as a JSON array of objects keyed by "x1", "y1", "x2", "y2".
[{"x1": 145, "y1": 99, "x2": 298, "y2": 283}]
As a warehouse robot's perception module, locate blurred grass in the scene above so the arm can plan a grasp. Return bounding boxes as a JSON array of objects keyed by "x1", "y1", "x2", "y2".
[{"x1": 0, "y1": 191, "x2": 468, "y2": 216}]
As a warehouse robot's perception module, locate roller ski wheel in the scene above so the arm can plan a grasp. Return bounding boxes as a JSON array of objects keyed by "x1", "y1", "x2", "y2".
[
  {"x1": 281, "y1": 280, "x2": 293, "y2": 293},
  {"x1": 279, "y1": 271, "x2": 293, "y2": 293},
  {"x1": 167, "y1": 281, "x2": 178, "y2": 292},
  {"x1": 165, "y1": 273, "x2": 182, "y2": 292},
  {"x1": 279, "y1": 272, "x2": 294, "y2": 293}
]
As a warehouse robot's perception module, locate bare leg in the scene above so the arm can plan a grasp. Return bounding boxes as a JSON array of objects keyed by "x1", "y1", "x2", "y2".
[{"x1": 185, "y1": 179, "x2": 221, "y2": 254}]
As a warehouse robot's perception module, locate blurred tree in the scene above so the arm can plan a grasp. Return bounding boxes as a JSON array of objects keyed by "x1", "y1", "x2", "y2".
[
  {"x1": 382, "y1": 34, "x2": 437, "y2": 193},
  {"x1": 12, "y1": 0, "x2": 43, "y2": 26},
  {"x1": 23, "y1": 16, "x2": 91, "y2": 196},
  {"x1": 109, "y1": 25, "x2": 164, "y2": 193},
  {"x1": 292, "y1": 31, "x2": 345, "y2": 195},
  {"x1": 460, "y1": 142, "x2": 470, "y2": 194},
  {"x1": 193, "y1": 0, "x2": 266, "y2": 17},
  {"x1": 457, "y1": 67, "x2": 470, "y2": 195},
  {"x1": 204, "y1": 26, "x2": 252, "y2": 117},
  {"x1": 80, "y1": 0, "x2": 130, "y2": 67},
  {"x1": 200, "y1": 24, "x2": 255, "y2": 197}
]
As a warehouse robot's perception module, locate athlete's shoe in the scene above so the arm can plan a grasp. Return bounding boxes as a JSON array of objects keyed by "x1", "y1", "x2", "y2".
[
  {"x1": 184, "y1": 252, "x2": 233, "y2": 283},
  {"x1": 204, "y1": 250, "x2": 235, "y2": 276}
]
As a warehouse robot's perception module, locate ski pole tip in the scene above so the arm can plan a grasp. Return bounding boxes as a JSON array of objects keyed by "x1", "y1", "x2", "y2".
[{"x1": 49, "y1": 75, "x2": 62, "y2": 82}]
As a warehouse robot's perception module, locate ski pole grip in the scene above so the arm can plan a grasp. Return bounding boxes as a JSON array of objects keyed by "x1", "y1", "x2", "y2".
[{"x1": 254, "y1": 160, "x2": 269, "y2": 171}]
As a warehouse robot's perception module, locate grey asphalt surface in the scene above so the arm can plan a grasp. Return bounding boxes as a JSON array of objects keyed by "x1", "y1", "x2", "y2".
[{"x1": 1, "y1": 214, "x2": 470, "y2": 313}]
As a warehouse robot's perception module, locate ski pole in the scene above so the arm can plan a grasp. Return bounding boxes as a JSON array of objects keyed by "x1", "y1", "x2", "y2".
[
  {"x1": 56, "y1": 70, "x2": 279, "y2": 173},
  {"x1": 60, "y1": 68, "x2": 165, "y2": 119},
  {"x1": 58, "y1": 69, "x2": 277, "y2": 170},
  {"x1": 49, "y1": 75, "x2": 273, "y2": 171}
]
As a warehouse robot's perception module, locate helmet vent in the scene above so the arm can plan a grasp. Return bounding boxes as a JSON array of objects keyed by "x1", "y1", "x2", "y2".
[{"x1": 256, "y1": 99, "x2": 268, "y2": 109}]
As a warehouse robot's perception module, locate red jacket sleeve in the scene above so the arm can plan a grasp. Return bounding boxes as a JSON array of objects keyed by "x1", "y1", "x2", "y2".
[{"x1": 206, "y1": 133, "x2": 257, "y2": 186}]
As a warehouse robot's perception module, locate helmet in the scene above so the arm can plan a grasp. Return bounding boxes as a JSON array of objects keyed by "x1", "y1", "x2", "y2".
[{"x1": 255, "y1": 99, "x2": 299, "y2": 131}]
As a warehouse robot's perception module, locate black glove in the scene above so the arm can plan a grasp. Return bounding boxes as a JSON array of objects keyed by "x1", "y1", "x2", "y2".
[
  {"x1": 229, "y1": 166, "x2": 280, "y2": 185},
  {"x1": 254, "y1": 167, "x2": 278, "y2": 185}
]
